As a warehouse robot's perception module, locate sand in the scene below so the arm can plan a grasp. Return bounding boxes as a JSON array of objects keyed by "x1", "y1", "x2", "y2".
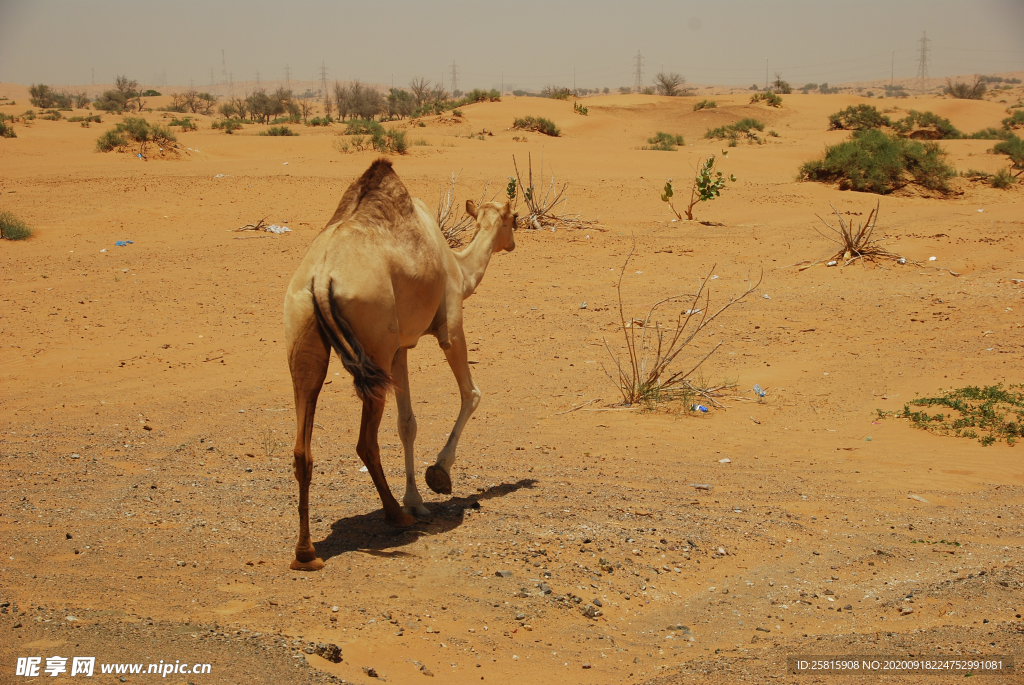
[{"x1": 1, "y1": 84, "x2": 1023, "y2": 684}]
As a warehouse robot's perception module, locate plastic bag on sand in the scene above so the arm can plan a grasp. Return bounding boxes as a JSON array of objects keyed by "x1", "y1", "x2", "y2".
[{"x1": 264, "y1": 224, "x2": 291, "y2": 234}]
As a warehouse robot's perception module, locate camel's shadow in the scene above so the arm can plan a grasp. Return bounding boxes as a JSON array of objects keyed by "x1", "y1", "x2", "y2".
[{"x1": 313, "y1": 478, "x2": 538, "y2": 562}]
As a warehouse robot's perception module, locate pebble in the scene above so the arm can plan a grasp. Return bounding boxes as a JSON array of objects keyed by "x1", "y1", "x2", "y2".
[
  {"x1": 582, "y1": 663, "x2": 592, "y2": 669},
  {"x1": 718, "y1": 458, "x2": 731, "y2": 463},
  {"x1": 495, "y1": 570, "x2": 513, "y2": 578},
  {"x1": 908, "y1": 494, "x2": 928, "y2": 503},
  {"x1": 690, "y1": 484, "x2": 713, "y2": 490}
]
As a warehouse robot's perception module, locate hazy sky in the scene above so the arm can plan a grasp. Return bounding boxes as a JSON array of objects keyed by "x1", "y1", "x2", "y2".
[{"x1": 2, "y1": 1, "x2": 1022, "y2": 92}]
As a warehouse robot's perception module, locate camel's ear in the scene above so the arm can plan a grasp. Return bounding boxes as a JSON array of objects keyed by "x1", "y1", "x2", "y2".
[{"x1": 465, "y1": 200, "x2": 478, "y2": 218}]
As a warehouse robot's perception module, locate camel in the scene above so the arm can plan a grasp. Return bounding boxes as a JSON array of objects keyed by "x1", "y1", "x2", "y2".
[{"x1": 283, "y1": 158, "x2": 516, "y2": 571}]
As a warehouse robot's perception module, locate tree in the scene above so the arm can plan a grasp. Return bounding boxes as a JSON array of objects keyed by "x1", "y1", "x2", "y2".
[
  {"x1": 771, "y1": 73, "x2": 792, "y2": 94},
  {"x1": 298, "y1": 96, "x2": 315, "y2": 123},
  {"x1": 387, "y1": 88, "x2": 415, "y2": 119},
  {"x1": 654, "y1": 72, "x2": 686, "y2": 97},
  {"x1": 945, "y1": 76, "x2": 986, "y2": 100},
  {"x1": 409, "y1": 77, "x2": 432, "y2": 106}
]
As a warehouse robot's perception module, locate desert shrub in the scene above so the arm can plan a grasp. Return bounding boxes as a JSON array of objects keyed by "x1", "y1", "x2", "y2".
[
  {"x1": 883, "y1": 84, "x2": 908, "y2": 98},
  {"x1": 142, "y1": 89, "x2": 161, "y2": 97},
  {"x1": 618, "y1": 86, "x2": 632, "y2": 94},
  {"x1": 692, "y1": 99, "x2": 716, "y2": 111},
  {"x1": 260, "y1": 126, "x2": 297, "y2": 136},
  {"x1": 169, "y1": 117, "x2": 197, "y2": 131},
  {"x1": 770, "y1": 73, "x2": 791, "y2": 94},
  {"x1": 67, "y1": 114, "x2": 102, "y2": 124},
  {"x1": 799, "y1": 128, "x2": 956, "y2": 194},
  {"x1": 307, "y1": 116, "x2": 332, "y2": 126},
  {"x1": 705, "y1": 117, "x2": 765, "y2": 144},
  {"x1": 661, "y1": 153, "x2": 737, "y2": 221},
  {"x1": 212, "y1": 119, "x2": 244, "y2": 134},
  {"x1": 828, "y1": 104, "x2": 891, "y2": 131},
  {"x1": 452, "y1": 109, "x2": 463, "y2": 117},
  {"x1": 95, "y1": 129, "x2": 128, "y2": 151},
  {"x1": 40, "y1": 109, "x2": 62, "y2": 121},
  {"x1": 0, "y1": 120, "x2": 15, "y2": 138},
  {"x1": 801, "y1": 83, "x2": 819, "y2": 93},
  {"x1": 961, "y1": 169, "x2": 990, "y2": 180},
  {"x1": 0, "y1": 210, "x2": 32, "y2": 240},
  {"x1": 891, "y1": 110, "x2": 961, "y2": 139},
  {"x1": 368, "y1": 127, "x2": 407, "y2": 154},
  {"x1": 29, "y1": 84, "x2": 72, "y2": 109},
  {"x1": 573, "y1": 101, "x2": 588, "y2": 115},
  {"x1": 969, "y1": 127, "x2": 1011, "y2": 140},
  {"x1": 413, "y1": 138, "x2": 429, "y2": 146},
  {"x1": 93, "y1": 90, "x2": 129, "y2": 113},
  {"x1": 993, "y1": 134, "x2": 1024, "y2": 177},
  {"x1": 750, "y1": 91, "x2": 782, "y2": 107},
  {"x1": 344, "y1": 119, "x2": 384, "y2": 135},
  {"x1": 512, "y1": 116, "x2": 560, "y2": 137},
  {"x1": 542, "y1": 86, "x2": 572, "y2": 100},
  {"x1": 1003, "y1": 110, "x2": 1024, "y2": 130},
  {"x1": 945, "y1": 77, "x2": 986, "y2": 100},
  {"x1": 819, "y1": 82, "x2": 840, "y2": 94},
  {"x1": 270, "y1": 115, "x2": 301, "y2": 125},
  {"x1": 990, "y1": 168, "x2": 1016, "y2": 188},
  {"x1": 643, "y1": 132, "x2": 684, "y2": 151},
  {"x1": 886, "y1": 383, "x2": 1024, "y2": 446}
]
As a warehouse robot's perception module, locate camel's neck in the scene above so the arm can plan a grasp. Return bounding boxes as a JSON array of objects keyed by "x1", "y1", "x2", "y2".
[{"x1": 454, "y1": 227, "x2": 499, "y2": 299}]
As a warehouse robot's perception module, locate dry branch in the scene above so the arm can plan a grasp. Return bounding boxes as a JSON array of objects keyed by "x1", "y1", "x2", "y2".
[
  {"x1": 512, "y1": 152, "x2": 597, "y2": 230},
  {"x1": 436, "y1": 171, "x2": 492, "y2": 248},
  {"x1": 814, "y1": 201, "x2": 899, "y2": 266}
]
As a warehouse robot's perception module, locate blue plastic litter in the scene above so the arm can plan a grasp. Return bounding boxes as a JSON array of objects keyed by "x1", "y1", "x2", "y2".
[
  {"x1": 115, "y1": 240, "x2": 134, "y2": 246},
  {"x1": 753, "y1": 384, "x2": 766, "y2": 397},
  {"x1": 692, "y1": 404, "x2": 709, "y2": 413}
]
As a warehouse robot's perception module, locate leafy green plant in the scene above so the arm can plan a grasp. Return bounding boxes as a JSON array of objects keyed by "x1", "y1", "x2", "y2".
[
  {"x1": 969, "y1": 127, "x2": 1011, "y2": 140},
  {"x1": 95, "y1": 129, "x2": 127, "y2": 152},
  {"x1": 169, "y1": 117, "x2": 197, "y2": 131},
  {"x1": 370, "y1": 127, "x2": 407, "y2": 154},
  {"x1": 1003, "y1": 110, "x2": 1024, "y2": 130},
  {"x1": 0, "y1": 120, "x2": 15, "y2": 138},
  {"x1": 95, "y1": 116, "x2": 176, "y2": 154},
  {"x1": 799, "y1": 128, "x2": 956, "y2": 194},
  {"x1": 993, "y1": 134, "x2": 1024, "y2": 177},
  {"x1": 344, "y1": 119, "x2": 383, "y2": 135},
  {"x1": 0, "y1": 210, "x2": 32, "y2": 240},
  {"x1": 542, "y1": 86, "x2": 572, "y2": 100},
  {"x1": 141, "y1": 89, "x2": 161, "y2": 97},
  {"x1": 990, "y1": 168, "x2": 1016, "y2": 188},
  {"x1": 692, "y1": 99, "x2": 716, "y2": 111},
  {"x1": 212, "y1": 119, "x2": 244, "y2": 134},
  {"x1": 661, "y1": 153, "x2": 736, "y2": 221},
  {"x1": 452, "y1": 108, "x2": 463, "y2": 117},
  {"x1": 260, "y1": 126, "x2": 297, "y2": 136},
  {"x1": 881, "y1": 383, "x2": 1024, "y2": 446},
  {"x1": 643, "y1": 132, "x2": 684, "y2": 151},
  {"x1": 67, "y1": 114, "x2": 102, "y2": 124},
  {"x1": 891, "y1": 110, "x2": 961, "y2": 139},
  {"x1": 750, "y1": 91, "x2": 782, "y2": 107},
  {"x1": 705, "y1": 118, "x2": 765, "y2": 144},
  {"x1": 512, "y1": 116, "x2": 560, "y2": 137},
  {"x1": 828, "y1": 104, "x2": 891, "y2": 131},
  {"x1": 307, "y1": 116, "x2": 333, "y2": 126},
  {"x1": 574, "y1": 101, "x2": 588, "y2": 115}
]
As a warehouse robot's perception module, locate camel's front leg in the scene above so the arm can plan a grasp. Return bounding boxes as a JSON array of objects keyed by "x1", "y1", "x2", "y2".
[
  {"x1": 393, "y1": 347, "x2": 429, "y2": 516},
  {"x1": 425, "y1": 330, "x2": 480, "y2": 495}
]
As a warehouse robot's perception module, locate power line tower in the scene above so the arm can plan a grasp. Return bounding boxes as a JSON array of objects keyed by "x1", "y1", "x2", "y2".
[
  {"x1": 220, "y1": 49, "x2": 228, "y2": 90},
  {"x1": 449, "y1": 60, "x2": 459, "y2": 94},
  {"x1": 284, "y1": 64, "x2": 292, "y2": 92},
  {"x1": 633, "y1": 50, "x2": 644, "y2": 92},
  {"x1": 916, "y1": 31, "x2": 931, "y2": 85},
  {"x1": 319, "y1": 61, "x2": 328, "y2": 98}
]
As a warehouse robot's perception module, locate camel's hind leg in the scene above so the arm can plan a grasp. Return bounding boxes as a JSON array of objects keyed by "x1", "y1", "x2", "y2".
[
  {"x1": 356, "y1": 392, "x2": 415, "y2": 527},
  {"x1": 425, "y1": 328, "x2": 480, "y2": 495},
  {"x1": 285, "y1": 299, "x2": 330, "y2": 571},
  {"x1": 392, "y1": 348, "x2": 429, "y2": 516}
]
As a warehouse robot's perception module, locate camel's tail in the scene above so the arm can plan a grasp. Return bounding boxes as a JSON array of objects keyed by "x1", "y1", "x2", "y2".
[{"x1": 312, "y1": 279, "x2": 393, "y2": 402}]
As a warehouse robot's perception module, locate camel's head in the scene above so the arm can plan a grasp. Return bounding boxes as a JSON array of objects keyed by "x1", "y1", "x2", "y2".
[{"x1": 466, "y1": 199, "x2": 516, "y2": 253}]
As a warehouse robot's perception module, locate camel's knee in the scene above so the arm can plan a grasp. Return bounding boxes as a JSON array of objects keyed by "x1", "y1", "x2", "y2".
[
  {"x1": 292, "y1": 450, "x2": 312, "y2": 483},
  {"x1": 464, "y1": 387, "x2": 482, "y2": 411}
]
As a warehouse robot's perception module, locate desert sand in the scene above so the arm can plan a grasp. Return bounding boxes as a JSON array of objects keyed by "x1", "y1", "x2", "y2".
[{"x1": 1, "y1": 83, "x2": 1023, "y2": 684}]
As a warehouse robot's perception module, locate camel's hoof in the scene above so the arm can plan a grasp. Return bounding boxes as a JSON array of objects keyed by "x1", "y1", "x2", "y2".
[
  {"x1": 403, "y1": 503, "x2": 431, "y2": 517},
  {"x1": 425, "y1": 465, "x2": 452, "y2": 495},
  {"x1": 386, "y1": 510, "x2": 416, "y2": 528},
  {"x1": 290, "y1": 557, "x2": 325, "y2": 572}
]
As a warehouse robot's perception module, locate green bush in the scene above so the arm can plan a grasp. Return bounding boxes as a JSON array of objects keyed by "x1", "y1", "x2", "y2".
[
  {"x1": 542, "y1": 86, "x2": 572, "y2": 100},
  {"x1": 370, "y1": 127, "x2": 407, "y2": 154},
  {"x1": 96, "y1": 129, "x2": 127, "y2": 151},
  {"x1": 969, "y1": 127, "x2": 1011, "y2": 140},
  {"x1": 0, "y1": 210, "x2": 33, "y2": 240},
  {"x1": 67, "y1": 114, "x2": 102, "y2": 124},
  {"x1": 142, "y1": 89, "x2": 161, "y2": 97},
  {"x1": 799, "y1": 128, "x2": 956, "y2": 194},
  {"x1": 945, "y1": 77, "x2": 986, "y2": 100},
  {"x1": 344, "y1": 119, "x2": 383, "y2": 135},
  {"x1": 828, "y1": 104, "x2": 891, "y2": 131},
  {"x1": 307, "y1": 116, "x2": 333, "y2": 126},
  {"x1": 891, "y1": 110, "x2": 961, "y2": 139},
  {"x1": 0, "y1": 121, "x2": 15, "y2": 139},
  {"x1": 40, "y1": 109, "x2": 62, "y2": 121},
  {"x1": 169, "y1": 117, "x2": 197, "y2": 131},
  {"x1": 990, "y1": 168, "x2": 1016, "y2": 189},
  {"x1": 95, "y1": 116, "x2": 176, "y2": 153},
  {"x1": 512, "y1": 116, "x2": 560, "y2": 137},
  {"x1": 750, "y1": 91, "x2": 782, "y2": 107},
  {"x1": 643, "y1": 132, "x2": 684, "y2": 151},
  {"x1": 452, "y1": 109, "x2": 463, "y2": 117},
  {"x1": 212, "y1": 119, "x2": 244, "y2": 134},
  {"x1": 692, "y1": 99, "x2": 717, "y2": 111},
  {"x1": 1003, "y1": 110, "x2": 1024, "y2": 129},
  {"x1": 260, "y1": 126, "x2": 298, "y2": 136},
  {"x1": 705, "y1": 118, "x2": 765, "y2": 144},
  {"x1": 993, "y1": 134, "x2": 1024, "y2": 177}
]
